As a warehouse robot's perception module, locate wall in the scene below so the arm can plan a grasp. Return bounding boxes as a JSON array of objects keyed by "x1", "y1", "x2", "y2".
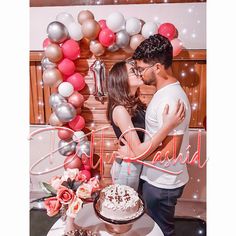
[{"x1": 30, "y1": 3, "x2": 206, "y2": 50}]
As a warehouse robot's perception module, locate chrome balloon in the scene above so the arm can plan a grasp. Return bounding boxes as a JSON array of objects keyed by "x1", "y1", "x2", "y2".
[
  {"x1": 55, "y1": 103, "x2": 76, "y2": 122},
  {"x1": 73, "y1": 130, "x2": 88, "y2": 144},
  {"x1": 49, "y1": 93, "x2": 67, "y2": 110},
  {"x1": 107, "y1": 43, "x2": 119, "y2": 52},
  {"x1": 47, "y1": 21, "x2": 68, "y2": 43},
  {"x1": 76, "y1": 141, "x2": 91, "y2": 157},
  {"x1": 58, "y1": 139, "x2": 77, "y2": 156},
  {"x1": 116, "y1": 30, "x2": 130, "y2": 49},
  {"x1": 41, "y1": 57, "x2": 56, "y2": 70}
]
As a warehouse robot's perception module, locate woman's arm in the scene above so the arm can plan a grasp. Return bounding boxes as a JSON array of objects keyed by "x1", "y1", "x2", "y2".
[{"x1": 117, "y1": 101, "x2": 185, "y2": 159}]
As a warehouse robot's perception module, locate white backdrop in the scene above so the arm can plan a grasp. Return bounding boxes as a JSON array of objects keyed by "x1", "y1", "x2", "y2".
[{"x1": 30, "y1": 3, "x2": 206, "y2": 50}]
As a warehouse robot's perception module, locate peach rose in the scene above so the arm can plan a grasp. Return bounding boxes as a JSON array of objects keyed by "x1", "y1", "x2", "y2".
[
  {"x1": 44, "y1": 197, "x2": 62, "y2": 217},
  {"x1": 57, "y1": 186, "x2": 75, "y2": 204},
  {"x1": 76, "y1": 183, "x2": 93, "y2": 199},
  {"x1": 50, "y1": 176, "x2": 63, "y2": 190},
  {"x1": 66, "y1": 197, "x2": 83, "y2": 218},
  {"x1": 62, "y1": 168, "x2": 79, "y2": 181},
  {"x1": 75, "y1": 171, "x2": 87, "y2": 182}
]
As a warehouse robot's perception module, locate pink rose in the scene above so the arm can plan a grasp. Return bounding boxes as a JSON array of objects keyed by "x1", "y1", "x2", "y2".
[
  {"x1": 57, "y1": 186, "x2": 75, "y2": 204},
  {"x1": 50, "y1": 176, "x2": 63, "y2": 190},
  {"x1": 75, "y1": 171, "x2": 87, "y2": 182},
  {"x1": 76, "y1": 183, "x2": 93, "y2": 199},
  {"x1": 88, "y1": 177, "x2": 100, "y2": 192},
  {"x1": 62, "y1": 168, "x2": 79, "y2": 181},
  {"x1": 66, "y1": 197, "x2": 83, "y2": 218},
  {"x1": 44, "y1": 197, "x2": 62, "y2": 217}
]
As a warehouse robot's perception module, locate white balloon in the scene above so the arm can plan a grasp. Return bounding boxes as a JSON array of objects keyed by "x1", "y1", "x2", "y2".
[
  {"x1": 56, "y1": 12, "x2": 74, "y2": 27},
  {"x1": 126, "y1": 17, "x2": 142, "y2": 36},
  {"x1": 106, "y1": 12, "x2": 125, "y2": 33},
  {"x1": 141, "y1": 22, "x2": 158, "y2": 39},
  {"x1": 58, "y1": 82, "x2": 74, "y2": 97},
  {"x1": 68, "y1": 22, "x2": 84, "y2": 41}
]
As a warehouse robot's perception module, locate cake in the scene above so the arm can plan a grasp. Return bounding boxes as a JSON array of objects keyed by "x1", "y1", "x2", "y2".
[{"x1": 96, "y1": 184, "x2": 143, "y2": 221}]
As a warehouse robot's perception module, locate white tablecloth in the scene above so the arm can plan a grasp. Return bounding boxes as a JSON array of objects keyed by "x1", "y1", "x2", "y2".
[{"x1": 47, "y1": 203, "x2": 164, "y2": 236}]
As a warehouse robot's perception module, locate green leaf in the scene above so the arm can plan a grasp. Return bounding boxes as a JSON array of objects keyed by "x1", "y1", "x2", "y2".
[{"x1": 40, "y1": 182, "x2": 57, "y2": 195}]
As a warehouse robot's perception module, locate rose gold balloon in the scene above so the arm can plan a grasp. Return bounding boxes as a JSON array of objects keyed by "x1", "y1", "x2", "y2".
[
  {"x1": 58, "y1": 129, "x2": 74, "y2": 140},
  {"x1": 64, "y1": 154, "x2": 82, "y2": 170},
  {"x1": 89, "y1": 40, "x2": 105, "y2": 56},
  {"x1": 68, "y1": 91, "x2": 85, "y2": 108},
  {"x1": 77, "y1": 10, "x2": 94, "y2": 25},
  {"x1": 43, "y1": 68, "x2": 63, "y2": 87},
  {"x1": 45, "y1": 44, "x2": 63, "y2": 63},
  {"x1": 122, "y1": 46, "x2": 134, "y2": 54},
  {"x1": 76, "y1": 107, "x2": 82, "y2": 115},
  {"x1": 130, "y1": 34, "x2": 145, "y2": 50},
  {"x1": 49, "y1": 112, "x2": 63, "y2": 126},
  {"x1": 82, "y1": 19, "x2": 100, "y2": 40}
]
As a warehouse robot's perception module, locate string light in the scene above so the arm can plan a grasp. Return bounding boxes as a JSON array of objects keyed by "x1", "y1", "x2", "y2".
[
  {"x1": 96, "y1": 0, "x2": 101, "y2": 4},
  {"x1": 197, "y1": 20, "x2": 201, "y2": 24},
  {"x1": 191, "y1": 103, "x2": 198, "y2": 110},
  {"x1": 193, "y1": 194, "x2": 198, "y2": 199},
  {"x1": 197, "y1": 178, "x2": 201, "y2": 182},
  {"x1": 181, "y1": 72, "x2": 186, "y2": 77},
  {"x1": 188, "y1": 8, "x2": 193, "y2": 13},
  {"x1": 91, "y1": 123, "x2": 95, "y2": 127},
  {"x1": 38, "y1": 136, "x2": 43, "y2": 140},
  {"x1": 198, "y1": 229, "x2": 204, "y2": 235},
  {"x1": 192, "y1": 33, "x2": 196, "y2": 38},
  {"x1": 194, "y1": 89, "x2": 198, "y2": 93},
  {"x1": 182, "y1": 28, "x2": 187, "y2": 35},
  {"x1": 184, "y1": 63, "x2": 188, "y2": 67},
  {"x1": 190, "y1": 68, "x2": 195, "y2": 72},
  {"x1": 106, "y1": 141, "x2": 111, "y2": 147}
]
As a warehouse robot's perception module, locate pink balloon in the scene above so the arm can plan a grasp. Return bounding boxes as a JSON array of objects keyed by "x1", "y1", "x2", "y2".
[
  {"x1": 68, "y1": 91, "x2": 84, "y2": 108},
  {"x1": 66, "y1": 73, "x2": 85, "y2": 91},
  {"x1": 64, "y1": 154, "x2": 82, "y2": 170},
  {"x1": 81, "y1": 154, "x2": 90, "y2": 165},
  {"x1": 68, "y1": 115, "x2": 85, "y2": 131},
  {"x1": 158, "y1": 23, "x2": 176, "y2": 41},
  {"x1": 80, "y1": 170, "x2": 91, "y2": 181},
  {"x1": 43, "y1": 38, "x2": 52, "y2": 49},
  {"x1": 58, "y1": 128, "x2": 74, "y2": 140},
  {"x1": 58, "y1": 58, "x2": 76, "y2": 76},
  {"x1": 62, "y1": 39, "x2": 81, "y2": 60},
  {"x1": 171, "y1": 38, "x2": 183, "y2": 57},
  {"x1": 81, "y1": 164, "x2": 91, "y2": 171},
  {"x1": 98, "y1": 19, "x2": 107, "y2": 30},
  {"x1": 99, "y1": 28, "x2": 116, "y2": 47}
]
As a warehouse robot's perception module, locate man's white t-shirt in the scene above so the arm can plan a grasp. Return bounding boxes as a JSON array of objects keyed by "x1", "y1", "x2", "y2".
[{"x1": 140, "y1": 81, "x2": 191, "y2": 189}]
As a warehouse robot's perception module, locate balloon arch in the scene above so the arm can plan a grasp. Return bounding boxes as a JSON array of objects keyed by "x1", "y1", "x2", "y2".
[{"x1": 36, "y1": 10, "x2": 183, "y2": 176}]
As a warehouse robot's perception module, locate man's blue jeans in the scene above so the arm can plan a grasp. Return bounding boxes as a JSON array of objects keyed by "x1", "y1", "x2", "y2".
[{"x1": 142, "y1": 180, "x2": 185, "y2": 236}]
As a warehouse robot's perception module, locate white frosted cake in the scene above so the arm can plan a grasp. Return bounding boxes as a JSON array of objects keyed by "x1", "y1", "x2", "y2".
[{"x1": 96, "y1": 184, "x2": 143, "y2": 221}]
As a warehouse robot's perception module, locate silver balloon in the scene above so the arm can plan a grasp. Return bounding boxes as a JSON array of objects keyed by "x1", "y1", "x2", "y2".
[
  {"x1": 107, "y1": 43, "x2": 119, "y2": 52},
  {"x1": 41, "y1": 57, "x2": 56, "y2": 70},
  {"x1": 73, "y1": 131, "x2": 88, "y2": 144},
  {"x1": 90, "y1": 60, "x2": 107, "y2": 103},
  {"x1": 76, "y1": 141, "x2": 91, "y2": 157},
  {"x1": 47, "y1": 21, "x2": 68, "y2": 43},
  {"x1": 116, "y1": 30, "x2": 130, "y2": 49},
  {"x1": 49, "y1": 93, "x2": 67, "y2": 110},
  {"x1": 49, "y1": 112, "x2": 63, "y2": 126},
  {"x1": 58, "y1": 139, "x2": 77, "y2": 156},
  {"x1": 55, "y1": 103, "x2": 76, "y2": 122}
]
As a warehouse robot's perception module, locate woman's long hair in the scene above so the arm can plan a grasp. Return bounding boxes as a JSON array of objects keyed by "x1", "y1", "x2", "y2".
[{"x1": 106, "y1": 60, "x2": 144, "y2": 121}]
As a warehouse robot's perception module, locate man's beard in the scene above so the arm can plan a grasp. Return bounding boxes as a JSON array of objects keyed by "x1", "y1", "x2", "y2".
[{"x1": 143, "y1": 71, "x2": 156, "y2": 86}]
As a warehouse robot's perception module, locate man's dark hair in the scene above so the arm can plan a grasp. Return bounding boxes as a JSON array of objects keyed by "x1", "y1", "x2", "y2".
[{"x1": 132, "y1": 34, "x2": 173, "y2": 69}]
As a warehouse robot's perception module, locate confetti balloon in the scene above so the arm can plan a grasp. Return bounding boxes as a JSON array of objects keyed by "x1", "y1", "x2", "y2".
[{"x1": 47, "y1": 21, "x2": 68, "y2": 43}]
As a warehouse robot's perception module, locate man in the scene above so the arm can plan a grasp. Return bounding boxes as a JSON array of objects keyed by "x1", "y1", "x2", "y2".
[{"x1": 131, "y1": 34, "x2": 191, "y2": 236}]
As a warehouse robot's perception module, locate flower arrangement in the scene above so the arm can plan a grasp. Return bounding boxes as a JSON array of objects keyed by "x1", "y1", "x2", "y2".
[{"x1": 42, "y1": 168, "x2": 100, "y2": 219}]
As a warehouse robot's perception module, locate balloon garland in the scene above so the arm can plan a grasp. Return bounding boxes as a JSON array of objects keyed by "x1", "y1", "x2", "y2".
[{"x1": 41, "y1": 10, "x2": 183, "y2": 178}]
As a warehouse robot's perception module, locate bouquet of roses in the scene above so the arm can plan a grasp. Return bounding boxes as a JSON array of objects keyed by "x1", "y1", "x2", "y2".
[{"x1": 42, "y1": 168, "x2": 100, "y2": 219}]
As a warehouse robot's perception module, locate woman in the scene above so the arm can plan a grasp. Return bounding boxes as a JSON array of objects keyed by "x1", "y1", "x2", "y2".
[{"x1": 107, "y1": 60, "x2": 185, "y2": 191}]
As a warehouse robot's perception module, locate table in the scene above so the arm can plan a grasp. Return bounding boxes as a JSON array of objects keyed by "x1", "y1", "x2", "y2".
[{"x1": 47, "y1": 203, "x2": 164, "y2": 236}]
